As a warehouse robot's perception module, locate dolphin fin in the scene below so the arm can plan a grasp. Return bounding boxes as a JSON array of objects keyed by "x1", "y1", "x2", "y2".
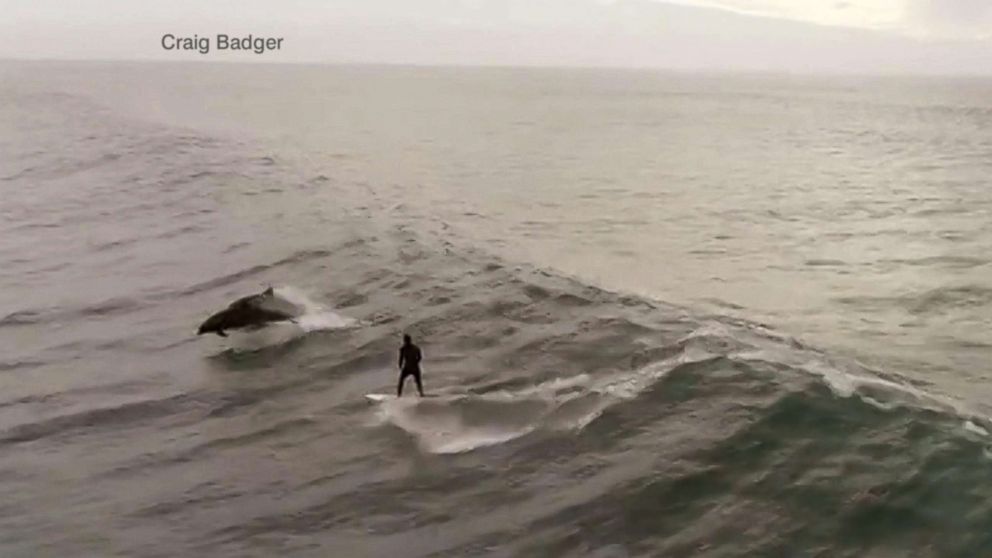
[
  {"x1": 217, "y1": 330, "x2": 228, "y2": 338},
  {"x1": 263, "y1": 286, "x2": 274, "y2": 296}
]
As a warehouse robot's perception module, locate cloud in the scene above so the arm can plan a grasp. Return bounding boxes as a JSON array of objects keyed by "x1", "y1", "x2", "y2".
[
  {"x1": 906, "y1": 0, "x2": 992, "y2": 38},
  {"x1": 659, "y1": 0, "x2": 992, "y2": 38},
  {"x1": 912, "y1": 0, "x2": 991, "y2": 22},
  {"x1": 657, "y1": 0, "x2": 904, "y2": 31}
]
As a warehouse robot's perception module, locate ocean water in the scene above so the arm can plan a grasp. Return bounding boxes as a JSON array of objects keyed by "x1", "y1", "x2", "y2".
[{"x1": 1, "y1": 61, "x2": 991, "y2": 557}]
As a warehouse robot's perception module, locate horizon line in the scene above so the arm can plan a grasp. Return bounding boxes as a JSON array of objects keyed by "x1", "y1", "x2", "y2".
[{"x1": 2, "y1": 57, "x2": 991, "y2": 80}]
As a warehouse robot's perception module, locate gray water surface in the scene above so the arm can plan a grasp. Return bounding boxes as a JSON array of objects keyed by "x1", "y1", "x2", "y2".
[{"x1": 2, "y1": 62, "x2": 991, "y2": 557}]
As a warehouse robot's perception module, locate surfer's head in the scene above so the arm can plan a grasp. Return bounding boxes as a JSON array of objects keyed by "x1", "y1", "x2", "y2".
[{"x1": 403, "y1": 334, "x2": 412, "y2": 345}]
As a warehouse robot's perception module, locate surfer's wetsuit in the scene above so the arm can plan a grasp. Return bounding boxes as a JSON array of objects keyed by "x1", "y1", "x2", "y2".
[{"x1": 397, "y1": 338, "x2": 424, "y2": 397}]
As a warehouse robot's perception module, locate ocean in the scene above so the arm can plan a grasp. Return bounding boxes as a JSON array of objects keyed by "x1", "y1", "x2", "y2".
[{"x1": 1, "y1": 61, "x2": 991, "y2": 557}]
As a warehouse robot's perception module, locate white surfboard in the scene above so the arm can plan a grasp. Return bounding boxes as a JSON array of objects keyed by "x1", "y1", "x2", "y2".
[{"x1": 365, "y1": 393, "x2": 435, "y2": 403}]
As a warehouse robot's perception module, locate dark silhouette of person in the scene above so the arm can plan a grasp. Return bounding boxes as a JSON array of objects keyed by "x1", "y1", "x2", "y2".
[{"x1": 397, "y1": 334, "x2": 425, "y2": 397}]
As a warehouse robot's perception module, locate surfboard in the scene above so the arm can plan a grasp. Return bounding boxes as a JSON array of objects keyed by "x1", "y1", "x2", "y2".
[{"x1": 365, "y1": 393, "x2": 435, "y2": 402}]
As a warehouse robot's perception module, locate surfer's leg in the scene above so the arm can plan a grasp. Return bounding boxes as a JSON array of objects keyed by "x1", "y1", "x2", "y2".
[
  {"x1": 413, "y1": 371, "x2": 424, "y2": 397},
  {"x1": 397, "y1": 373, "x2": 406, "y2": 397}
]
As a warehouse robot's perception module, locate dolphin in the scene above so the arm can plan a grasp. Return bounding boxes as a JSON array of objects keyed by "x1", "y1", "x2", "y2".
[{"x1": 197, "y1": 287, "x2": 299, "y2": 337}]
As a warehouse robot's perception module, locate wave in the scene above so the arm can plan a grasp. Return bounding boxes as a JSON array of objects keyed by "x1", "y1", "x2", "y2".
[
  {"x1": 0, "y1": 296, "x2": 145, "y2": 329},
  {"x1": 358, "y1": 288, "x2": 992, "y2": 553},
  {"x1": 369, "y1": 313, "x2": 989, "y2": 457},
  {"x1": 0, "y1": 392, "x2": 196, "y2": 445},
  {"x1": 173, "y1": 250, "x2": 334, "y2": 298},
  {"x1": 835, "y1": 284, "x2": 992, "y2": 316},
  {"x1": 369, "y1": 375, "x2": 602, "y2": 454},
  {"x1": 509, "y1": 372, "x2": 992, "y2": 556}
]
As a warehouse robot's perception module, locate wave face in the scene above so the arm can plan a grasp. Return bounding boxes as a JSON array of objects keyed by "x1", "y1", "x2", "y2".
[{"x1": 2, "y1": 62, "x2": 992, "y2": 557}]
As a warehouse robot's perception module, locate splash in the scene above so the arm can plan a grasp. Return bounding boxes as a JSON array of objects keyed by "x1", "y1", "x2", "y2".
[
  {"x1": 370, "y1": 351, "x2": 710, "y2": 454},
  {"x1": 370, "y1": 379, "x2": 591, "y2": 454},
  {"x1": 272, "y1": 286, "x2": 356, "y2": 332}
]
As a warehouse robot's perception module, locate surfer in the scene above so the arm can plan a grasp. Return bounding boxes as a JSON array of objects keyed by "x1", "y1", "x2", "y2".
[{"x1": 397, "y1": 334, "x2": 425, "y2": 397}]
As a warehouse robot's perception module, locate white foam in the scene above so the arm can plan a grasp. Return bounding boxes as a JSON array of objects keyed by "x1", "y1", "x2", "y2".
[
  {"x1": 965, "y1": 420, "x2": 989, "y2": 437},
  {"x1": 372, "y1": 394, "x2": 542, "y2": 454},
  {"x1": 591, "y1": 353, "x2": 697, "y2": 400},
  {"x1": 274, "y1": 286, "x2": 357, "y2": 332},
  {"x1": 370, "y1": 353, "x2": 709, "y2": 454}
]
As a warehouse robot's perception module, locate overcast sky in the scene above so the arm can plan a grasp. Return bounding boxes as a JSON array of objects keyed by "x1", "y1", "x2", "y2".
[{"x1": 1, "y1": 0, "x2": 989, "y2": 74}]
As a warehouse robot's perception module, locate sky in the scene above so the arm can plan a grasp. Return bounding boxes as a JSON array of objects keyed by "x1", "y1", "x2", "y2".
[{"x1": 0, "y1": 0, "x2": 989, "y2": 74}]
